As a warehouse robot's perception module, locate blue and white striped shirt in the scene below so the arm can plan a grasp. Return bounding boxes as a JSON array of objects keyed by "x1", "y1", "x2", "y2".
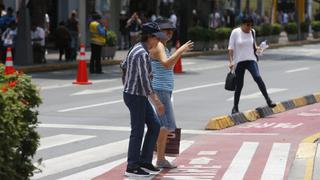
[
  {"x1": 151, "y1": 48, "x2": 174, "y2": 91},
  {"x1": 122, "y1": 43, "x2": 153, "y2": 97}
]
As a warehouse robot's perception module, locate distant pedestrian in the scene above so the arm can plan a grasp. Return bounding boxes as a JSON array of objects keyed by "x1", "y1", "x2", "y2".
[
  {"x1": 89, "y1": 13, "x2": 106, "y2": 74},
  {"x1": 150, "y1": 18, "x2": 193, "y2": 169},
  {"x1": 126, "y1": 12, "x2": 142, "y2": 47},
  {"x1": 67, "y1": 10, "x2": 80, "y2": 61},
  {"x1": 228, "y1": 16, "x2": 276, "y2": 114},
  {"x1": 1, "y1": 20, "x2": 17, "y2": 63},
  {"x1": 55, "y1": 21, "x2": 71, "y2": 61},
  {"x1": 121, "y1": 22, "x2": 166, "y2": 177},
  {"x1": 31, "y1": 23, "x2": 46, "y2": 64},
  {"x1": 119, "y1": 10, "x2": 129, "y2": 50}
]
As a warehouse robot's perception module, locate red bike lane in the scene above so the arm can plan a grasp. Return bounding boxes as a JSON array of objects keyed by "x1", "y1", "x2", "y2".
[{"x1": 94, "y1": 103, "x2": 320, "y2": 180}]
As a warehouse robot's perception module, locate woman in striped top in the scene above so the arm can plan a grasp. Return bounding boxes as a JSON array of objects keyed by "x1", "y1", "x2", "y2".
[{"x1": 150, "y1": 19, "x2": 193, "y2": 169}]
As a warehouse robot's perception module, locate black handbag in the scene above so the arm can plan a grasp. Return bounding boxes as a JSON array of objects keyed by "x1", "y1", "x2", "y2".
[{"x1": 225, "y1": 71, "x2": 236, "y2": 91}]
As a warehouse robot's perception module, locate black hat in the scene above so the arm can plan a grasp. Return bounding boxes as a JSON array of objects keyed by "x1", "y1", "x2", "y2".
[
  {"x1": 141, "y1": 22, "x2": 167, "y2": 39},
  {"x1": 155, "y1": 18, "x2": 176, "y2": 30}
]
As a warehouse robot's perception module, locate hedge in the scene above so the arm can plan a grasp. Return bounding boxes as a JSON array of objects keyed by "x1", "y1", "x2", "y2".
[{"x1": 0, "y1": 64, "x2": 42, "y2": 180}]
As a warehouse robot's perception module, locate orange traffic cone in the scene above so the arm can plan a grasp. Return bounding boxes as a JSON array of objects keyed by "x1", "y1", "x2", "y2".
[
  {"x1": 173, "y1": 40, "x2": 183, "y2": 73},
  {"x1": 5, "y1": 47, "x2": 15, "y2": 75},
  {"x1": 73, "y1": 44, "x2": 92, "y2": 85}
]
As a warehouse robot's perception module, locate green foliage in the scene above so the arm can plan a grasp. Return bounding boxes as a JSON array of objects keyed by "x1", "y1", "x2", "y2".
[
  {"x1": 284, "y1": 22, "x2": 298, "y2": 34},
  {"x1": 311, "y1": 21, "x2": 320, "y2": 32},
  {"x1": 214, "y1": 27, "x2": 232, "y2": 41},
  {"x1": 254, "y1": 26, "x2": 262, "y2": 37},
  {"x1": 187, "y1": 26, "x2": 206, "y2": 41},
  {"x1": 0, "y1": 64, "x2": 42, "y2": 180},
  {"x1": 300, "y1": 22, "x2": 309, "y2": 33},
  {"x1": 106, "y1": 30, "x2": 118, "y2": 46},
  {"x1": 259, "y1": 23, "x2": 272, "y2": 36},
  {"x1": 271, "y1": 23, "x2": 282, "y2": 35}
]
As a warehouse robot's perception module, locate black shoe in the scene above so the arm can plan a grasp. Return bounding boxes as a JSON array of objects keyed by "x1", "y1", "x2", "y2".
[
  {"x1": 231, "y1": 106, "x2": 239, "y2": 114},
  {"x1": 125, "y1": 167, "x2": 150, "y2": 177},
  {"x1": 140, "y1": 162, "x2": 161, "y2": 174},
  {"x1": 267, "y1": 100, "x2": 276, "y2": 108}
]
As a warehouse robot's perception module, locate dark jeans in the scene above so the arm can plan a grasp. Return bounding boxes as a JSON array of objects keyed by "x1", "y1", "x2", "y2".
[
  {"x1": 123, "y1": 92, "x2": 160, "y2": 169},
  {"x1": 234, "y1": 60, "x2": 270, "y2": 107},
  {"x1": 90, "y1": 43, "x2": 102, "y2": 73}
]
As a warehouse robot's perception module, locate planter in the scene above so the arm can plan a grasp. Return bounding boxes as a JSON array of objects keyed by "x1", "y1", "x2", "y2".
[
  {"x1": 193, "y1": 41, "x2": 205, "y2": 51},
  {"x1": 217, "y1": 40, "x2": 228, "y2": 49},
  {"x1": 101, "y1": 46, "x2": 116, "y2": 60},
  {"x1": 301, "y1": 33, "x2": 308, "y2": 40},
  {"x1": 313, "y1": 31, "x2": 320, "y2": 39},
  {"x1": 287, "y1": 34, "x2": 298, "y2": 41},
  {"x1": 268, "y1": 35, "x2": 280, "y2": 44}
]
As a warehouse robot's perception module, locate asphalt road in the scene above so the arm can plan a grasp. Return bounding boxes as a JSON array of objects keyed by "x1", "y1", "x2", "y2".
[{"x1": 30, "y1": 43, "x2": 320, "y2": 179}]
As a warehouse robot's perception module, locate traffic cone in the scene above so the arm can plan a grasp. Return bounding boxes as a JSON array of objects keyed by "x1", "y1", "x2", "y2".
[
  {"x1": 173, "y1": 40, "x2": 183, "y2": 73},
  {"x1": 73, "y1": 44, "x2": 92, "y2": 85},
  {"x1": 5, "y1": 47, "x2": 15, "y2": 75}
]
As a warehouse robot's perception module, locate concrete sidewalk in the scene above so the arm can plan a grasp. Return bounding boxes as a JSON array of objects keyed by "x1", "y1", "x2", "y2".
[{"x1": 14, "y1": 32, "x2": 320, "y2": 73}]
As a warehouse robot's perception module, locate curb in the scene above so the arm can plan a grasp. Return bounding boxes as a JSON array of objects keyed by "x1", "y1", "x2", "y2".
[
  {"x1": 13, "y1": 39, "x2": 320, "y2": 73},
  {"x1": 15, "y1": 60, "x2": 121, "y2": 73},
  {"x1": 205, "y1": 92, "x2": 320, "y2": 130},
  {"x1": 288, "y1": 133, "x2": 320, "y2": 180}
]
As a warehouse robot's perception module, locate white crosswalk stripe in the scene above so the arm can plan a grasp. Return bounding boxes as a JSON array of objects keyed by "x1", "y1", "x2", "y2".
[
  {"x1": 59, "y1": 140, "x2": 194, "y2": 180},
  {"x1": 33, "y1": 139, "x2": 129, "y2": 179},
  {"x1": 38, "y1": 134, "x2": 96, "y2": 151},
  {"x1": 261, "y1": 143, "x2": 291, "y2": 180},
  {"x1": 222, "y1": 142, "x2": 259, "y2": 180}
]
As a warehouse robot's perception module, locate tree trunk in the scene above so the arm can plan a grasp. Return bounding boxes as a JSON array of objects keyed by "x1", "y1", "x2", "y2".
[{"x1": 29, "y1": 0, "x2": 46, "y2": 27}]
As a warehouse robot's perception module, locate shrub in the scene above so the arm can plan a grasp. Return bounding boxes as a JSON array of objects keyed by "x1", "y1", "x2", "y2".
[
  {"x1": 106, "y1": 30, "x2": 118, "y2": 46},
  {"x1": 271, "y1": 23, "x2": 282, "y2": 35},
  {"x1": 0, "y1": 64, "x2": 42, "y2": 180},
  {"x1": 214, "y1": 27, "x2": 232, "y2": 41},
  {"x1": 300, "y1": 22, "x2": 309, "y2": 33},
  {"x1": 284, "y1": 22, "x2": 298, "y2": 34},
  {"x1": 254, "y1": 26, "x2": 262, "y2": 37},
  {"x1": 260, "y1": 23, "x2": 272, "y2": 36},
  {"x1": 187, "y1": 26, "x2": 206, "y2": 41},
  {"x1": 311, "y1": 21, "x2": 320, "y2": 32}
]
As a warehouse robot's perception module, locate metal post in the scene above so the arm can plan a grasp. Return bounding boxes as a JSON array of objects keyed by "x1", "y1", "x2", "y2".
[{"x1": 79, "y1": 0, "x2": 86, "y2": 45}]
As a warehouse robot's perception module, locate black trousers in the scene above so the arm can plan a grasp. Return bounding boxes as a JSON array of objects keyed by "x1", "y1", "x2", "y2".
[
  {"x1": 234, "y1": 60, "x2": 270, "y2": 107},
  {"x1": 90, "y1": 43, "x2": 102, "y2": 73}
]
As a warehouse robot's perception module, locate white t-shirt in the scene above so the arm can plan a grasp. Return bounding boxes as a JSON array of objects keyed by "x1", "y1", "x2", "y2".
[
  {"x1": 228, "y1": 27, "x2": 257, "y2": 64},
  {"x1": 31, "y1": 27, "x2": 45, "y2": 46}
]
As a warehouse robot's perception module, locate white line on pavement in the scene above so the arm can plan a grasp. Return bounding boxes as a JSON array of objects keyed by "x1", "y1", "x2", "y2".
[
  {"x1": 58, "y1": 100, "x2": 123, "y2": 112},
  {"x1": 285, "y1": 67, "x2": 310, "y2": 73},
  {"x1": 38, "y1": 123, "x2": 279, "y2": 136},
  {"x1": 58, "y1": 82, "x2": 224, "y2": 112},
  {"x1": 40, "y1": 79, "x2": 117, "y2": 90},
  {"x1": 58, "y1": 140, "x2": 194, "y2": 180},
  {"x1": 71, "y1": 86, "x2": 123, "y2": 96},
  {"x1": 227, "y1": 88, "x2": 288, "y2": 101},
  {"x1": 32, "y1": 139, "x2": 129, "y2": 179},
  {"x1": 38, "y1": 134, "x2": 96, "y2": 151},
  {"x1": 221, "y1": 142, "x2": 259, "y2": 180},
  {"x1": 261, "y1": 143, "x2": 290, "y2": 180}
]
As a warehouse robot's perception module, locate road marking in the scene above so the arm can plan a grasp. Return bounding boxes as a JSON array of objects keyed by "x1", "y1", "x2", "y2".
[
  {"x1": 40, "y1": 79, "x2": 117, "y2": 90},
  {"x1": 38, "y1": 123, "x2": 279, "y2": 136},
  {"x1": 285, "y1": 67, "x2": 310, "y2": 73},
  {"x1": 227, "y1": 88, "x2": 288, "y2": 101},
  {"x1": 71, "y1": 86, "x2": 123, "y2": 96},
  {"x1": 221, "y1": 142, "x2": 258, "y2": 180},
  {"x1": 182, "y1": 62, "x2": 196, "y2": 66},
  {"x1": 58, "y1": 100, "x2": 124, "y2": 112},
  {"x1": 198, "y1": 151, "x2": 217, "y2": 155},
  {"x1": 59, "y1": 140, "x2": 194, "y2": 180},
  {"x1": 238, "y1": 122, "x2": 303, "y2": 129},
  {"x1": 38, "y1": 134, "x2": 95, "y2": 151},
  {"x1": 261, "y1": 143, "x2": 291, "y2": 180},
  {"x1": 58, "y1": 82, "x2": 224, "y2": 112},
  {"x1": 298, "y1": 112, "x2": 320, "y2": 117},
  {"x1": 189, "y1": 157, "x2": 213, "y2": 165},
  {"x1": 33, "y1": 139, "x2": 129, "y2": 179}
]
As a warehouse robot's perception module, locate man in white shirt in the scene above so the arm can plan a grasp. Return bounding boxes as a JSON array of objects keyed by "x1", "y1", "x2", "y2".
[{"x1": 31, "y1": 24, "x2": 45, "y2": 63}]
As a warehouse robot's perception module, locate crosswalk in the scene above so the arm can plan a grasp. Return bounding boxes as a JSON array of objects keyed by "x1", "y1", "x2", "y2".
[{"x1": 33, "y1": 132, "x2": 294, "y2": 180}]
